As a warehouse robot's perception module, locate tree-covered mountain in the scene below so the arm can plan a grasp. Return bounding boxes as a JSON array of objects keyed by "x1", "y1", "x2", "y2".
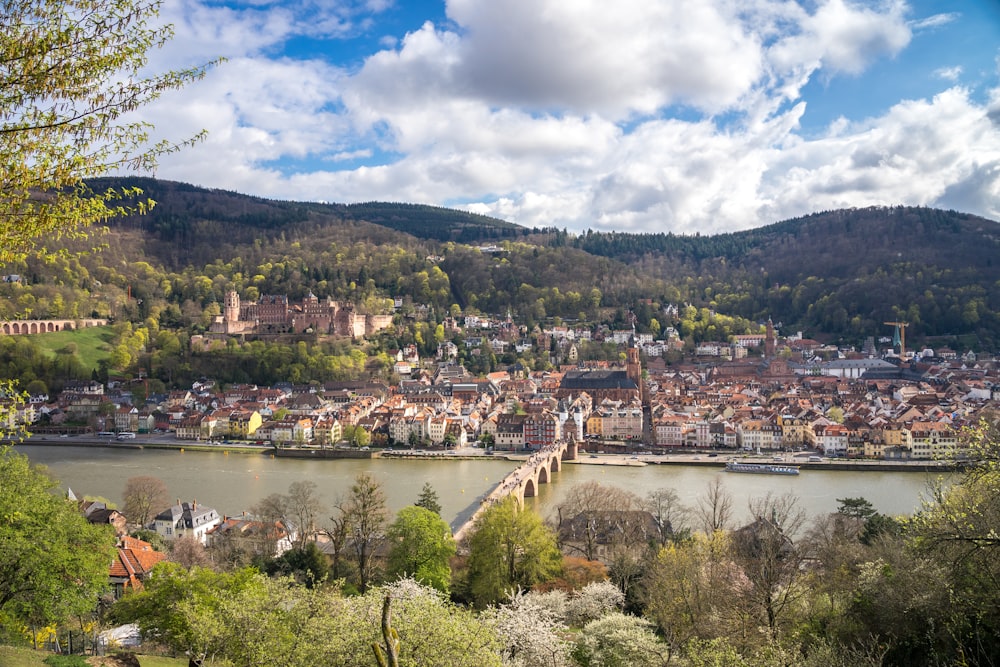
[{"x1": 3, "y1": 179, "x2": 999, "y2": 351}]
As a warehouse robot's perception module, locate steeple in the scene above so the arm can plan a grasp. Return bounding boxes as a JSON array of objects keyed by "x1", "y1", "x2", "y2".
[{"x1": 765, "y1": 317, "x2": 776, "y2": 358}]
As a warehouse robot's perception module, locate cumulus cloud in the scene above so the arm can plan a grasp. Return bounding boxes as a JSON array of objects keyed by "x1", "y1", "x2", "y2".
[
  {"x1": 767, "y1": 0, "x2": 910, "y2": 76},
  {"x1": 139, "y1": 0, "x2": 1000, "y2": 234},
  {"x1": 444, "y1": 0, "x2": 763, "y2": 117}
]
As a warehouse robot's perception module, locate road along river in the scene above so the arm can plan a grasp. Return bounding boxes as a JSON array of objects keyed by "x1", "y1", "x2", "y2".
[{"x1": 17, "y1": 445, "x2": 946, "y2": 530}]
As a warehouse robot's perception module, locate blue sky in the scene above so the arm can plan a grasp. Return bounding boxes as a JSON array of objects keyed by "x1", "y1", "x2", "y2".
[{"x1": 141, "y1": 0, "x2": 1000, "y2": 234}]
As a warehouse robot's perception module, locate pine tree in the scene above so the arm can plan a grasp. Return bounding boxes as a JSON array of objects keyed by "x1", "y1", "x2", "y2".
[{"x1": 415, "y1": 482, "x2": 442, "y2": 516}]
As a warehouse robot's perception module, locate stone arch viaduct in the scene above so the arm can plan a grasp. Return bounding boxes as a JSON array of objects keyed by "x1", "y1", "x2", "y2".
[
  {"x1": 452, "y1": 439, "x2": 578, "y2": 543},
  {"x1": 0, "y1": 319, "x2": 107, "y2": 335}
]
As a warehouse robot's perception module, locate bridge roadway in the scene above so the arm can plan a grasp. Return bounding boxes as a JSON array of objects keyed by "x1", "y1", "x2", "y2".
[{"x1": 452, "y1": 439, "x2": 578, "y2": 544}]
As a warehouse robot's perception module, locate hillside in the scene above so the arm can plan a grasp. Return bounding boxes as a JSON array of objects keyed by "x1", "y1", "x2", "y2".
[{"x1": 5, "y1": 180, "x2": 999, "y2": 350}]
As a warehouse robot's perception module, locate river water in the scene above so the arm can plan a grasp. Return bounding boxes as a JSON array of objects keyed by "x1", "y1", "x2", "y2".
[{"x1": 16, "y1": 445, "x2": 945, "y2": 531}]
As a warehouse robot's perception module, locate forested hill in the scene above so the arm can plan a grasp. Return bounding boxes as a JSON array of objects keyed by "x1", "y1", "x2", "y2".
[
  {"x1": 572, "y1": 206, "x2": 999, "y2": 283},
  {"x1": 93, "y1": 178, "x2": 531, "y2": 251},
  {"x1": 41, "y1": 180, "x2": 1000, "y2": 349}
]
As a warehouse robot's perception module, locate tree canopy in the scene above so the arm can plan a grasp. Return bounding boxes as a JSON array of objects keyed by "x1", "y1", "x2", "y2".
[
  {"x1": 0, "y1": 0, "x2": 213, "y2": 264},
  {"x1": 0, "y1": 446, "x2": 116, "y2": 630},
  {"x1": 467, "y1": 496, "x2": 562, "y2": 607},
  {"x1": 386, "y1": 505, "x2": 455, "y2": 593}
]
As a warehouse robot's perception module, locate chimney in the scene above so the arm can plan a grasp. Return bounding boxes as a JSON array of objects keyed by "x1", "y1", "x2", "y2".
[
  {"x1": 193, "y1": 499, "x2": 197, "y2": 510},
  {"x1": 176, "y1": 498, "x2": 180, "y2": 507}
]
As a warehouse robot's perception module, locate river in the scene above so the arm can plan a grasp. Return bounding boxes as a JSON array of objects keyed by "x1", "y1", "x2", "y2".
[{"x1": 15, "y1": 445, "x2": 946, "y2": 531}]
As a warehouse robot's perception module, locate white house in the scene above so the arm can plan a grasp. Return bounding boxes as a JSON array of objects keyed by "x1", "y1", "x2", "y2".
[{"x1": 152, "y1": 500, "x2": 222, "y2": 545}]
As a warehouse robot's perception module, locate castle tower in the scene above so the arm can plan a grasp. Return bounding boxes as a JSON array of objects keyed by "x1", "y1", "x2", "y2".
[{"x1": 224, "y1": 291, "x2": 241, "y2": 323}]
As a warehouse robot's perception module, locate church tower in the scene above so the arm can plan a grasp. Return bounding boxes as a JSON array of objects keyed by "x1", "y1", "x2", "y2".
[
  {"x1": 626, "y1": 334, "x2": 641, "y2": 388},
  {"x1": 765, "y1": 317, "x2": 776, "y2": 358}
]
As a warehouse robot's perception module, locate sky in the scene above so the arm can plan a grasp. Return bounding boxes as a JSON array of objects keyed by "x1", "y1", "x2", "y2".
[{"x1": 137, "y1": 0, "x2": 1000, "y2": 235}]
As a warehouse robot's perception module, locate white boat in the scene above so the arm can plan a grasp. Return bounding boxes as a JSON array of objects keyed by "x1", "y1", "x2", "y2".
[{"x1": 725, "y1": 461, "x2": 800, "y2": 475}]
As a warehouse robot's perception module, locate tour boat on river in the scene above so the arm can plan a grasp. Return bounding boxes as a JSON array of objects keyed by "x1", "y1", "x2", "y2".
[{"x1": 725, "y1": 461, "x2": 800, "y2": 475}]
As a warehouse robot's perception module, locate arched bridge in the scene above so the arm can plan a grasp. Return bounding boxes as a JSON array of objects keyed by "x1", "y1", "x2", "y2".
[
  {"x1": 453, "y1": 439, "x2": 578, "y2": 543},
  {"x1": 0, "y1": 318, "x2": 107, "y2": 335}
]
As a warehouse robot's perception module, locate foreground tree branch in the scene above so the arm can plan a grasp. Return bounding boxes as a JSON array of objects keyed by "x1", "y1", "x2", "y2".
[{"x1": 1, "y1": 0, "x2": 217, "y2": 263}]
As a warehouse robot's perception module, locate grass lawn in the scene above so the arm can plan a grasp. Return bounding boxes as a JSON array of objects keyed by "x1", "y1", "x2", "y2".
[
  {"x1": 0, "y1": 645, "x2": 48, "y2": 666},
  {"x1": 29, "y1": 326, "x2": 115, "y2": 373},
  {"x1": 0, "y1": 646, "x2": 191, "y2": 667},
  {"x1": 136, "y1": 657, "x2": 190, "y2": 667}
]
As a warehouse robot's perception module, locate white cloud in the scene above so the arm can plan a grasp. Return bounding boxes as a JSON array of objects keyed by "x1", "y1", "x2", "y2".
[
  {"x1": 443, "y1": 0, "x2": 764, "y2": 117},
  {"x1": 137, "y1": 0, "x2": 1000, "y2": 235},
  {"x1": 759, "y1": 87, "x2": 1000, "y2": 223},
  {"x1": 910, "y1": 12, "x2": 959, "y2": 31},
  {"x1": 934, "y1": 66, "x2": 963, "y2": 81},
  {"x1": 768, "y1": 0, "x2": 911, "y2": 77}
]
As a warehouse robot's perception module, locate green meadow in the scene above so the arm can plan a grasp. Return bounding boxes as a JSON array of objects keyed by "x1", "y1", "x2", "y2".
[{"x1": 29, "y1": 326, "x2": 115, "y2": 374}]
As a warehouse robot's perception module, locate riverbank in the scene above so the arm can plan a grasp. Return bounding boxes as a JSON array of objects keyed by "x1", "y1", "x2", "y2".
[
  {"x1": 571, "y1": 452, "x2": 962, "y2": 473},
  {"x1": 17, "y1": 434, "x2": 270, "y2": 455},
  {"x1": 16, "y1": 436, "x2": 965, "y2": 472}
]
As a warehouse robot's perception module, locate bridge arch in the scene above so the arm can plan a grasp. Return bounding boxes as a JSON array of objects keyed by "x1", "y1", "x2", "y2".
[{"x1": 537, "y1": 465, "x2": 549, "y2": 485}]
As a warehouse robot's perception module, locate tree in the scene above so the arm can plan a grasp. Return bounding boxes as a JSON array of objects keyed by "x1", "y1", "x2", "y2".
[
  {"x1": 254, "y1": 480, "x2": 324, "y2": 550},
  {"x1": 24, "y1": 378, "x2": 48, "y2": 398},
  {"x1": 122, "y1": 475, "x2": 170, "y2": 528},
  {"x1": 415, "y1": 482, "x2": 442, "y2": 516},
  {"x1": 264, "y1": 542, "x2": 329, "y2": 588},
  {"x1": 695, "y1": 477, "x2": 733, "y2": 534},
  {"x1": 729, "y1": 493, "x2": 807, "y2": 640},
  {"x1": 835, "y1": 497, "x2": 877, "y2": 521},
  {"x1": 0, "y1": 0, "x2": 214, "y2": 264},
  {"x1": 386, "y1": 505, "x2": 456, "y2": 593},
  {"x1": 845, "y1": 538, "x2": 955, "y2": 665},
  {"x1": 0, "y1": 380, "x2": 28, "y2": 441},
  {"x1": 116, "y1": 573, "x2": 502, "y2": 667},
  {"x1": 341, "y1": 472, "x2": 388, "y2": 592},
  {"x1": 903, "y1": 418, "x2": 1000, "y2": 662},
  {"x1": 343, "y1": 424, "x2": 371, "y2": 448},
  {"x1": 572, "y1": 612, "x2": 671, "y2": 667},
  {"x1": 110, "y1": 563, "x2": 257, "y2": 666},
  {"x1": 555, "y1": 481, "x2": 643, "y2": 562},
  {"x1": 0, "y1": 446, "x2": 116, "y2": 631},
  {"x1": 467, "y1": 496, "x2": 562, "y2": 607},
  {"x1": 169, "y1": 534, "x2": 211, "y2": 569},
  {"x1": 644, "y1": 487, "x2": 689, "y2": 545},
  {"x1": 642, "y1": 531, "x2": 736, "y2": 647},
  {"x1": 565, "y1": 580, "x2": 626, "y2": 627},
  {"x1": 485, "y1": 590, "x2": 572, "y2": 667}
]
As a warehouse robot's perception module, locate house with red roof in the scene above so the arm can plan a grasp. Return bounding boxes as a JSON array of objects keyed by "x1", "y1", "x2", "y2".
[{"x1": 109, "y1": 535, "x2": 167, "y2": 598}]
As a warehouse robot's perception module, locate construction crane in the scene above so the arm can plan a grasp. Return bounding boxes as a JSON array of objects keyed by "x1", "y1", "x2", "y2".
[{"x1": 884, "y1": 321, "x2": 909, "y2": 360}]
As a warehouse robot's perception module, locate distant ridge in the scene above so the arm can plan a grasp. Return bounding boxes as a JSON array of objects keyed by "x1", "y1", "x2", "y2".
[
  {"x1": 90, "y1": 178, "x2": 530, "y2": 244},
  {"x1": 75, "y1": 178, "x2": 1000, "y2": 349}
]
